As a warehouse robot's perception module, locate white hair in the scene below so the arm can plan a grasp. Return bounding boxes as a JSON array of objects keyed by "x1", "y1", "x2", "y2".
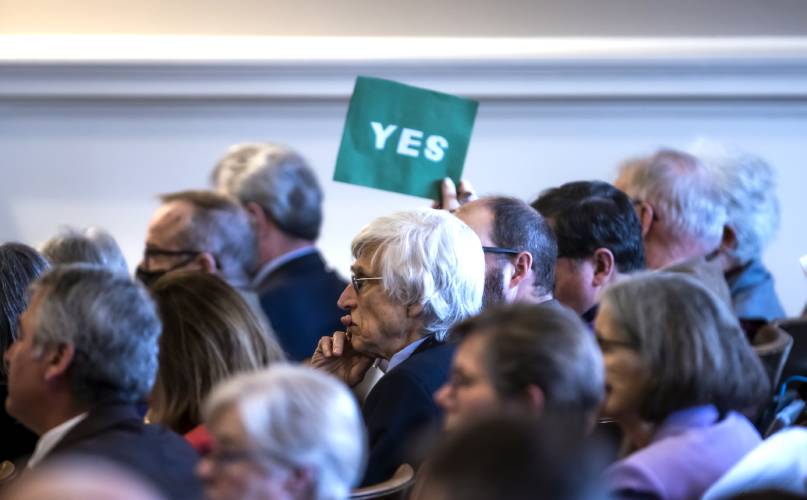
[
  {"x1": 351, "y1": 208, "x2": 485, "y2": 341},
  {"x1": 211, "y1": 143, "x2": 323, "y2": 241},
  {"x1": 41, "y1": 226, "x2": 129, "y2": 275},
  {"x1": 617, "y1": 148, "x2": 727, "y2": 250},
  {"x1": 688, "y1": 139, "x2": 780, "y2": 262},
  {"x1": 205, "y1": 366, "x2": 366, "y2": 500}
]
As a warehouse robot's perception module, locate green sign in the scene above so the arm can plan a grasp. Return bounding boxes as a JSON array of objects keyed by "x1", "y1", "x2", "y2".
[{"x1": 333, "y1": 76, "x2": 478, "y2": 200}]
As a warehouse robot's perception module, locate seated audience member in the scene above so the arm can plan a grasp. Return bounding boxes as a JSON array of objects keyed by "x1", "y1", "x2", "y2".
[
  {"x1": 596, "y1": 272, "x2": 770, "y2": 500},
  {"x1": 690, "y1": 140, "x2": 786, "y2": 321},
  {"x1": 4, "y1": 265, "x2": 201, "y2": 500},
  {"x1": 312, "y1": 209, "x2": 484, "y2": 485},
  {"x1": 703, "y1": 426, "x2": 807, "y2": 499},
  {"x1": 532, "y1": 181, "x2": 645, "y2": 325},
  {"x1": 148, "y1": 272, "x2": 285, "y2": 446},
  {"x1": 197, "y1": 366, "x2": 366, "y2": 500},
  {"x1": 136, "y1": 190, "x2": 271, "y2": 334},
  {"x1": 3, "y1": 457, "x2": 167, "y2": 500},
  {"x1": 614, "y1": 149, "x2": 727, "y2": 270},
  {"x1": 40, "y1": 226, "x2": 128, "y2": 274},
  {"x1": 434, "y1": 303, "x2": 603, "y2": 434},
  {"x1": 454, "y1": 196, "x2": 557, "y2": 307},
  {"x1": 0, "y1": 243, "x2": 48, "y2": 463},
  {"x1": 414, "y1": 415, "x2": 607, "y2": 500},
  {"x1": 212, "y1": 143, "x2": 347, "y2": 361}
]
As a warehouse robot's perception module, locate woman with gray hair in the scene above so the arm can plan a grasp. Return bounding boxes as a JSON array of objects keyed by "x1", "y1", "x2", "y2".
[
  {"x1": 312, "y1": 208, "x2": 485, "y2": 485},
  {"x1": 196, "y1": 365, "x2": 366, "y2": 500},
  {"x1": 597, "y1": 272, "x2": 769, "y2": 500}
]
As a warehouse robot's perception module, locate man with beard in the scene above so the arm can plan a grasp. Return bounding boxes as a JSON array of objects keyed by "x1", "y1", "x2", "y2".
[{"x1": 454, "y1": 197, "x2": 557, "y2": 307}]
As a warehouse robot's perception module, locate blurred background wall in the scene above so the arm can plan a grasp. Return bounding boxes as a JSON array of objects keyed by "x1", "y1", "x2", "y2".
[{"x1": 2, "y1": 0, "x2": 807, "y2": 314}]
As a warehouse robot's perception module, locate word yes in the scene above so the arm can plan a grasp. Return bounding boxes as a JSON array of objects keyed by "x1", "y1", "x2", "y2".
[{"x1": 370, "y1": 122, "x2": 448, "y2": 162}]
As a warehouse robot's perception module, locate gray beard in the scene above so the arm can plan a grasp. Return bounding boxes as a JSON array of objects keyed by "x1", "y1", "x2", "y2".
[{"x1": 482, "y1": 264, "x2": 507, "y2": 309}]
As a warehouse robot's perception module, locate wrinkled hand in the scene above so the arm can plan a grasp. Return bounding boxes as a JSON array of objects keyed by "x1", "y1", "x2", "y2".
[
  {"x1": 432, "y1": 178, "x2": 478, "y2": 212},
  {"x1": 311, "y1": 331, "x2": 374, "y2": 387}
]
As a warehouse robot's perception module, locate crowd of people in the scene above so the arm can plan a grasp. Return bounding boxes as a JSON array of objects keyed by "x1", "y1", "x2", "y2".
[{"x1": 0, "y1": 140, "x2": 803, "y2": 500}]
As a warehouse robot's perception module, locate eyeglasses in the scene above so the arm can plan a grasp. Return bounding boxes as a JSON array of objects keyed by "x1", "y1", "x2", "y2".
[
  {"x1": 351, "y1": 275, "x2": 383, "y2": 293},
  {"x1": 204, "y1": 446, "x2": 297, "y2": 470},
  {"x1": 482, "y1": 246, "x2": 520, "y2": 256}
]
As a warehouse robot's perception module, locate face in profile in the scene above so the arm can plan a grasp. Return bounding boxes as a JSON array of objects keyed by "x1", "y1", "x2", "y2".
[
  {"x1": 434, "y1": 334, "x2": 501, "y2": 431},
  {"x1": 197, "y1": 405, "x2": 308, "y2": 500},
  {"x1": 337, "y1": 251, "x2": 417, "y2": 360},
  {"x1": 593, "y1": 304, "x2": 649, "y2": 421}
]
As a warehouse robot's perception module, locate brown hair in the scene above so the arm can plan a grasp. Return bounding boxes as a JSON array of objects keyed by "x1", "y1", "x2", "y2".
[
  {"x1": 451, "y1": 302, "x2": 604, "y2": 427},
  {"x1": 601, "y1": 272, "x2": 769, "y2": 423},
  {"x1": 149, "y1": 271, "x2": 285, "y2": 433}
]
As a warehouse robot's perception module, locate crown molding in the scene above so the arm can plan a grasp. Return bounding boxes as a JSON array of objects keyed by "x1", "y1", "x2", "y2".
[{"x1": 2, "y1": 36, "x2": 807, "y2": 100}]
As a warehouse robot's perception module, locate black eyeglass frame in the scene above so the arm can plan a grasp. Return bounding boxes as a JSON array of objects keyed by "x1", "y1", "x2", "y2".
[{"x1": 482, "y1": 246, "x2": 521, "y2": 256}]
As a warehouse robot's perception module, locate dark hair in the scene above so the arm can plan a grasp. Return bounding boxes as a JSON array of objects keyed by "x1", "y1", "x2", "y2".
[
  {"x1": 532, "y1": 181, "x2": 645, "y2": 273},
  {"x1": 149, "y1": 271, "x2": 286, "y2": 433},
  {"x1": 0, "y1": 243, "x2": 49, "y2": 380},
  {"x1": 418, "y1": 415, "x2": 605, "y2": 500},
  {"x1": 601, "y1": 272, "x2": 769, "y2": 423},
  {"x1": 485, "y1": 197, "x2": 557, "y2": 296},
  {"x1": 451, "y1": 302, "x2": 603, "y2": 427}
]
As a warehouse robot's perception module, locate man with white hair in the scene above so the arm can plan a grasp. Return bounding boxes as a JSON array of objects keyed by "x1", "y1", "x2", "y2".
[
  {"x1": 212, "y1": 144, "x2": 346, "y2": 361},
  {"x1": 312, "y1": 209, "x2": 485, "y2": 486},
  {"x1": 4, "y1": 266, "x2": 201, "y2": 500},
  {"x1": 614, "y1": 149, "x2": 727, "y2": 270},
  {"x1": 690, "y1": 141, "x2": 785, "y2": 321}
]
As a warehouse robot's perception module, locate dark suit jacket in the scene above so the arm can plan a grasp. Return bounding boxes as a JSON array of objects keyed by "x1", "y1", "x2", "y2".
[
  {"x1": 46, "y1": 404, "x2": 202, "y2": 500},
  {"x1": 0, "y1": 384, "x2": 37, "y2": 463},
  {"x1": 361, "y1": 337, "x2": 455, "y2": 486},
  {"x1": 256, "y1": 250, "x2": 347, "y2": 361}
]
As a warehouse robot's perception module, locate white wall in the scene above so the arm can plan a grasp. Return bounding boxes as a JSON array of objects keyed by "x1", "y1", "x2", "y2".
[
  {"x1": 2, "y1": 0, "x2": 807, "y2": 36},
  {"x1": 2, "y1": 37, "x2": 807, "y2": 316}
]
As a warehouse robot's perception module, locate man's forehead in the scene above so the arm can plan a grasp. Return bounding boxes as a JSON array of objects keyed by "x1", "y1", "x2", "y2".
[
  {"x1": 455, "y1": 202, "x2": 495, "y2": 246},
  {"x1": 146, "y1": 201, "x2": 193, "y2": 243}
]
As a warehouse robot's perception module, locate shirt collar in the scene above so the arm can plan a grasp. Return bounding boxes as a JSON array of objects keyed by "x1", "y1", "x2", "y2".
[
  {"x1": 28, "y1": 412, "x2": 88, "y2": 468},
  {"x1": 653, "y1": 404, "x2": 719, "y2": 443},
  {"x1": 251, "y1": 246, "x2": 317, "y2": 287},
  {"x1": 379, "y1": 336, "x2": 430, "y2": 374}
]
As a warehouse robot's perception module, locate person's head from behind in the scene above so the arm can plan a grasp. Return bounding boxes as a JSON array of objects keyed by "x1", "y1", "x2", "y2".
[
  {"x1": 533, "y1": 181, "x2": 645, "y2": 315},
  {"x1": 0, "y1": 243, "x2": 49, "y2": 383},
  {"x1": 415, "y1": 415, "x2": 605, "y2": 500},
  {"x1": 4, "y1": 265, "x2": 160, "y2": 434},
  {"x1": 197, "y1": 366, "x2": 366, "y2": 500},
  {"x1": 4, "y1": 457, "x2": 167, "y2": 500},
  {"x1": 41, "y1": 226, "x2": 128, "y2": 275},
  {"x1": 137, "y1": 190, "x2": 257, "y2": 289},
  {"x1": 689, "y1": 139, "x2": 781, "y2": 271},
  {"x1": 212, "y1": 143, "x2": 323, "y2": 265},
  {"x1": 148, "y1": 271, "x2": 286, "y2": 434},
  {"x1": 455, "y1": 196, "x2": 556, "y2": 306},
  {"x1": 435, "y1": 303, "x2": 604, "y2": 433},
  {"x1": 339, "y1": 209, "x2": 484, "y2": 360},
  {"x1": 614, "y1": 149, "x2": 726, "y2": 269},
  {"x1": 595, "y1": 272, "x2": 769, "y2": 426}
]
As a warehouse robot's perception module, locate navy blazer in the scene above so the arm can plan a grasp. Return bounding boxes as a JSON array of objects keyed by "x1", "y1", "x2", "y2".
[
  {"x1": 257, "y1": 250, "x2": 347, "y2": 362},
  {"x1": 47, "y1": 404, "x2": 202, "y2": 500},
  {"x1": 361, "y1": 336, "x2": 455, "y2": 486}
]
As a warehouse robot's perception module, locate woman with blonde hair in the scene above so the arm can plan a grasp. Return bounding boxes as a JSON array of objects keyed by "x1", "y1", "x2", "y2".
[{"x1": 149, "y1": 271, "x2": 285, "y2": 443}]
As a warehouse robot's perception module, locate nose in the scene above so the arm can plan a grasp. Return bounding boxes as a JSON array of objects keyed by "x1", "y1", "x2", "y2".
[
  {"x1": 196, "y1": 455, "x2": 213, "y2": 481},
  {"x1": 337, "y1": 282, "x2": 356, "y2": 311},
  {"x1": 434, "y1": 382, "x2": 451, "y2": 410}
]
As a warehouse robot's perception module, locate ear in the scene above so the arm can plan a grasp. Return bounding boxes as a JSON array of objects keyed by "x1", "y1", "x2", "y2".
[
  {"x1": 522, "y1": 384, "x2": 545, "y2": 416},
  {"x1": 719, "y1": 225, "x2": 738, "y2": 253},
  {"x1": 406, "y1": 302, "x2": 424, "y2": 318},
  {"x1": 44, "y1": 343, "x2": 75, "y2": 382},
  {"x1": 195, "y1": 252, "x2": 218, "y2": 273},
  {"x1": 509, "y1": 251, "x2": 533, "y2": 289},
  {"x1": 635, "y1": 201, "x2": 655, "y2": 238},
  {"x1": 591, "y1": 248, "x2": 616, "y2": 287}
]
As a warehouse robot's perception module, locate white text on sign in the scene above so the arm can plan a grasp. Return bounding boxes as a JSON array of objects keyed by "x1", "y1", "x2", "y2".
[{"x1": 370, "y1": 122, "x2": 448, "y2": 162}]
